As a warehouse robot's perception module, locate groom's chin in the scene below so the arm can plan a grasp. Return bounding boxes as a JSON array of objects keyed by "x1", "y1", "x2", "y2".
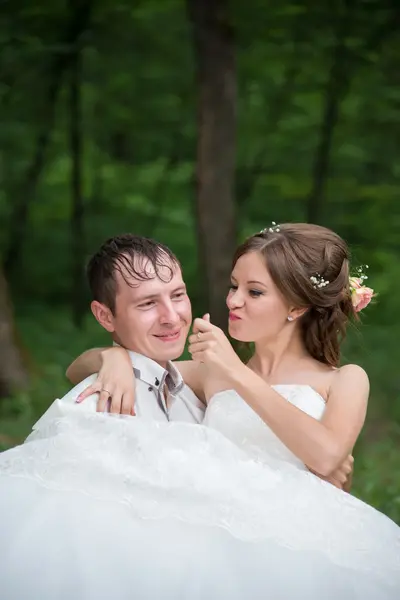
[
  {"x1": 164, "y1": 341, "x2": 186, "y2": 361},
  {"x1": 152, "y1": 339, "x2": 187, "y2": 362}
]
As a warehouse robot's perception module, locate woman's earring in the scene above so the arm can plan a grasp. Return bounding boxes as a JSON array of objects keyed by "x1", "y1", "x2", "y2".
[{"x1": 287, "y1": 316, "x2": 294, "y2": 322}]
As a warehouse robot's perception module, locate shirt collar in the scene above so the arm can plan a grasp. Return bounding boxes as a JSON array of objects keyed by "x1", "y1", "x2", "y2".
[{"x1": 114, "y1": 345, "x2": 184, "y2": 395}]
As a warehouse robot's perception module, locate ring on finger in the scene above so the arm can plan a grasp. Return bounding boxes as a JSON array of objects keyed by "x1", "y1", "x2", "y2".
[
  {"x1": 101, "y1": 388, "x2": 111, "y2": 396},
  {"x1": 197, "y1": 332, "x2": 202, "y2": 340}
]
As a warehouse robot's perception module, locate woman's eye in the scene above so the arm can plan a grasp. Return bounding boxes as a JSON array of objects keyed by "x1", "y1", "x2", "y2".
[
  {"x1": 249, "y1": 289, "x2": 263, "y2": 297},
  {"x1": 229, "y1": 284, "x2": 238, "y2": 291}
]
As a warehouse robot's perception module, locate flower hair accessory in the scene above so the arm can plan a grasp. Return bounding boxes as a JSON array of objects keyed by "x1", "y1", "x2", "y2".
[
  {"x1": 310, "y1": 273, "x2": 329, "y2": 289},
  {"x1": 310, "y1": 265, "x2": 374, "y2": 312},
  {"x1": 349, "y1": 266, "x2": 374, "y2": 313},
  {"x1": 260, "y1": 221, "x2": 280, "y2": 234}
]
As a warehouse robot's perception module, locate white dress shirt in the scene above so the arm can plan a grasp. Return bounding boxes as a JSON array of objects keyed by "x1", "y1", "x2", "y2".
[{"x1": 32, "y1": 351, "x2": 206, "y2": 431}]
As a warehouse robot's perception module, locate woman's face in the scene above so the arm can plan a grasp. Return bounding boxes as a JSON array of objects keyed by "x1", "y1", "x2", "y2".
[{"x1": 226, "y1": 251, "x2": 291, "y2": 343}]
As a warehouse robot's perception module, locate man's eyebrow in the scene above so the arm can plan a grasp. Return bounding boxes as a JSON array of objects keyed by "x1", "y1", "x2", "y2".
[
  {"x1": 135, "y1": 293, "x2": 159, "y2": 303},
  {"x1": 135, "y1": 285, "x2": 187, "y2": 303},
  {"x1": 172, "y1": 285, "x2": 187, "y2": 292}
]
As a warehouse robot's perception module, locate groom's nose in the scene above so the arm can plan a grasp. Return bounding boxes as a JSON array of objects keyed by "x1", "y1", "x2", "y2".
[{"x1": 159, "y1": 300, "x2": 180, "y2": 325}]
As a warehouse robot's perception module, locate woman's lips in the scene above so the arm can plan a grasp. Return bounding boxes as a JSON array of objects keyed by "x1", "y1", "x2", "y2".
[{"x1": 229, "y1": 313, "x2": 241, "y2": 321}]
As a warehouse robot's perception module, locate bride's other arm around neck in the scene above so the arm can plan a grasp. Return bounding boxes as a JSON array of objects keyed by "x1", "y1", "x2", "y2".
[
  {"x1": 66, "y1": 347, "x2": 206, "y2": 411},
  {"x1": 66, "y1": 348, "x2": 105, "y2": 385}
]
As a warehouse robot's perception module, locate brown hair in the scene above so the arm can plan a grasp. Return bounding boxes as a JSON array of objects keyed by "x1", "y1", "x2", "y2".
[
  {"x1": 233, "y1": 223, "x2": 357, "y2": 367},
  {"x1": 87, "y1": 234, "x2": 180, "y2": 314}
]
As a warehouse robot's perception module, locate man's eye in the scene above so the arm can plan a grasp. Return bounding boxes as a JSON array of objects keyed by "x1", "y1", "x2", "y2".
[
  {"x1": 139, "y1": 301, "x2": 155, "y2": 308},
  {"x1": 173, "y1": 292, "x2": 185, "y2": 299}
]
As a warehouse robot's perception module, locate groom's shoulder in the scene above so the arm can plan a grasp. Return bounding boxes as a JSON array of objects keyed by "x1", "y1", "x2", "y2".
[{"x1": 30, "y1": 375, "x2": 100, "y2": 433}]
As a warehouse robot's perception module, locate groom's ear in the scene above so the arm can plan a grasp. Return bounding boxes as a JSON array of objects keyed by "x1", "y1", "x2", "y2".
[{"x1": 91, "y1": 300, "x2": 115, "y2": 333}]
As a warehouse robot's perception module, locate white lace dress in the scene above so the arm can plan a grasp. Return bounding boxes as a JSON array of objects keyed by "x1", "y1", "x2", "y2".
[{"x1": 0, "y1": 385, "x2": 399, "y2": 600}]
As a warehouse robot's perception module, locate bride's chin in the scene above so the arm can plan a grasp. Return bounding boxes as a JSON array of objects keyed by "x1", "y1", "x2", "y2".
[{"x1": 228, "y1": 329, "x2": 253, "y2": 344}]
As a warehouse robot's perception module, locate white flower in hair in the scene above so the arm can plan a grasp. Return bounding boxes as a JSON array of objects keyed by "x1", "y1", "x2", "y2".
[
  {"x1": 310, "y1": 273, "x2": 329, "y2": 289},
  {"x1": 260, "y1": 221, "x2": 280, "y2": 234}
]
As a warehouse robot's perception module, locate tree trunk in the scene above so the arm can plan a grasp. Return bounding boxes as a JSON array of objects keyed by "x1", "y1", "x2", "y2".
[
  {"x1": 186, "y1": 0, "x2": 237, "y2": 331},
  {"x1": 306, "y1": 7, "x2": 354, "y2": 224},
  {"x1": 3, "y1": 70, "x2": 62, "y2": 278},
  {"x1": 0, "y1": 268, "x2": 29, "y2": 398},
  {"x1": 306, "y1": 2, "x2": 400, "y2": 224},
  {"x1": 69, "y1": 8, "x2": 86, "y2": 328},
  {"x1": 3, "y1": 0, "x2": 92, "y2": 279}
]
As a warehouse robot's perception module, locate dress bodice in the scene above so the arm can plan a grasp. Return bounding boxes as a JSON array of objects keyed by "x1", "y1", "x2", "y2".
[{"x1": 203, "y1": 385, "x2": 326, "y2": 470}]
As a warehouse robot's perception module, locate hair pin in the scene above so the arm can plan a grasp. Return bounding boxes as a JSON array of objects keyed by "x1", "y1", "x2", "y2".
[
  {"x1": 353, "y1": 265, "x2": 369, "y2": 282},
  {"x1": 310, "y1": 273, "x2": 329, "y2": 289},
  {"x1": 260, "y1": 221, "x2": 280, "y2": 234}
]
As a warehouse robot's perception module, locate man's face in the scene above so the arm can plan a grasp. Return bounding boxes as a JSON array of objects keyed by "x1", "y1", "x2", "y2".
[{"x1": 92, "y1": 257, "x2": 192, "y2": 366}]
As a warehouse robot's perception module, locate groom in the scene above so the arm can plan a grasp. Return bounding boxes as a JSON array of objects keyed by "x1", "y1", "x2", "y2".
[
  {"x1": 59, "y1": 233, "x2": 352, "y2": 489},
  {"x1": 37, "y1": 233, "x2": 205, "y2": 428}
]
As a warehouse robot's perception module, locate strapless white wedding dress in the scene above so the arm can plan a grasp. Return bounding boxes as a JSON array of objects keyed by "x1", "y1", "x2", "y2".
[{"x1": 0, "y1": 385, "x2": 399, "y2": 599}]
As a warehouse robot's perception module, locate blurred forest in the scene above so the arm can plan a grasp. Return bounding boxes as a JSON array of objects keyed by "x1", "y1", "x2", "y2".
[{"x1": 0, "y1": 0, "x2": 399, "y2": 522}]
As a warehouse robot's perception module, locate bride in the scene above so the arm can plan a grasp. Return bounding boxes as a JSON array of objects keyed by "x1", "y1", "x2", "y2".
[{"x1": 1, "y1": 224, "x2": 399, "y2": 599}]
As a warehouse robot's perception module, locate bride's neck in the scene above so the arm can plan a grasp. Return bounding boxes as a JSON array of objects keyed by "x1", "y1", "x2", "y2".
[{"x1": 250, "y1": 333, "x2": 308, "y2": 379}]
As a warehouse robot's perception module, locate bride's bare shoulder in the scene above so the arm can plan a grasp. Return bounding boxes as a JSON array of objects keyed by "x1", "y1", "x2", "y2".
[{"x1": 334, "y1": 364, "x2": 369, "y2": 388}]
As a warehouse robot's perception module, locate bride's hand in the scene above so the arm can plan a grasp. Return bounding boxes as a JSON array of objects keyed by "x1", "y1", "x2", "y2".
[
  {"x1": 324, "y1": 454, "x2": 354, "y2": 491},
  {"x1": 188, "y1": 316, "x2": 243, "y2": 380},
  {"x1": 310, "y1": 454, "x2": 354, "y2": 491},
  {"x1": 75, "y1": 347, "x2": 135, "y2": 415}
]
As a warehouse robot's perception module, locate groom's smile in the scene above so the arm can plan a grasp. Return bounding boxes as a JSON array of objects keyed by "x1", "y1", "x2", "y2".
[{"x1": 153, "y1": 330, "x2": 182, "y2": 343}]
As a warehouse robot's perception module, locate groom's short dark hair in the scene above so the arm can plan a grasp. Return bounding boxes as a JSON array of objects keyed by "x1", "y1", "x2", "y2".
[{"x1": 87, "y1": 234, "x2": 181, "y2": 314}]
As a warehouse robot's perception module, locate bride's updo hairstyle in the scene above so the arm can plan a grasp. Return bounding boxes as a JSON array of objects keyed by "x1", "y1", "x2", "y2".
[{"x1": 233, "y1": 223, "x2": 357, "y2": 367}]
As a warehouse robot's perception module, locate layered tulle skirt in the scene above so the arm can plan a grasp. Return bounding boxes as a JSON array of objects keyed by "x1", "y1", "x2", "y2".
[{"x1": 0, "y1": 412, "x2": 399, "y2": 599}]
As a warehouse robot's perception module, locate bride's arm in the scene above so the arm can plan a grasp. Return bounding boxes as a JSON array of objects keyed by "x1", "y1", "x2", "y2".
[
  {"x1": 229, "y1": 363, "x2": 368, "y2": 477},
  {"x1": 66, "y1": 348, "x2": 106, "y2": 384},
  {"x1": 67, "y1": 347, "x2": 135, "y2": 413},
  {"x1": 189, "y1": 319, "x2": 367, "y2": 477},
  {"x1": 66, "y1": 347, "x2": 206, "y2": 412}
]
